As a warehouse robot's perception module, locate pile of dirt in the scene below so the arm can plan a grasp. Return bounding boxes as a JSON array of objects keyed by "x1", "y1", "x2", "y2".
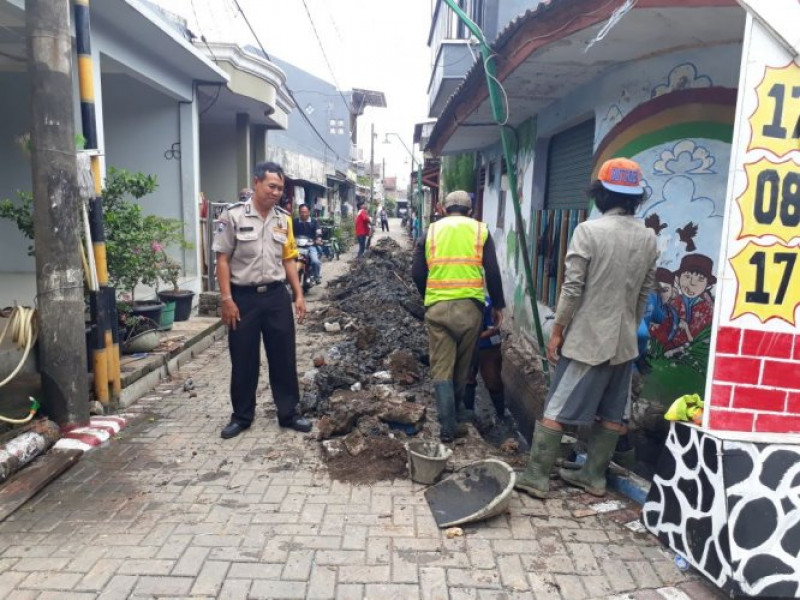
[
  {"x1": 303, "y1": 237, "x2": 522, "y2": 484},
  {"x1": 302, "y1": 237, "x2": 429, "y2": 417},
  {"x1": 323, "y1": 436, "x2": 408, "y2": 484}
]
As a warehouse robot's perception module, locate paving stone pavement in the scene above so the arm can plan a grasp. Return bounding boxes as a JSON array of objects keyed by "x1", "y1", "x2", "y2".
[{"x1": 0, "y1": 224, "x2": 727, "y2": 599}]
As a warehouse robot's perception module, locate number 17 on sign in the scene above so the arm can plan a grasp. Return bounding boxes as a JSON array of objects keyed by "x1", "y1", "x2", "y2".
[{"x1": 730, "y1": 242, "x2": 800, "y2": 325}]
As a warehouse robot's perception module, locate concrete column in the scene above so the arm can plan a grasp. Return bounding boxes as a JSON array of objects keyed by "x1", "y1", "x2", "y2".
[
  {"x1": 236, "y1": 112, "x2": 250, "y2": 190},
  {"x1": 253, "y1": 124, "x2": 267, "y2": 166},
  {"x1": 179, "y1": 92, "x2": 200, "y2": 287}
]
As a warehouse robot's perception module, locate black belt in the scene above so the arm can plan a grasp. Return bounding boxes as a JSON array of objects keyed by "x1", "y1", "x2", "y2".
[{"x1": 231, "y1": 281, "x2": 285, "y2": 293}]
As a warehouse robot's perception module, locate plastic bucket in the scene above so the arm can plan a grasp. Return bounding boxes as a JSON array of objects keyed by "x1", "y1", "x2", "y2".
[
  {"x1": 159, "y1": 301, "x2": 176, "y2": 331},
  {"x1": 406, "y1": 440, "x2": 452, "y2": 485}
]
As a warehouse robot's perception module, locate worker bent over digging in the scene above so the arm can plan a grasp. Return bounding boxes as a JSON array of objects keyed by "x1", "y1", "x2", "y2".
[
  {"x1": 412, "y1": 190, "x2": 505, "y2": 443},
  {"x1": 516, "y1": 158, "x2": 657, "y2": 498}
]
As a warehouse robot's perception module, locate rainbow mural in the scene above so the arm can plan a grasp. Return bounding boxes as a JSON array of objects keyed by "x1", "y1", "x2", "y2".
[{"x1": 593, "y1": 87, "x2": 737, "y2": 176}]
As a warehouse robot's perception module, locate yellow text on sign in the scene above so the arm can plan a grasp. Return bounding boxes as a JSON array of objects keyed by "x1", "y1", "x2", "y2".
[
  {"x1": 737, "y1": 160, "x2": 800, "y2": 243},
  {"x1": 730, "y1": 241, "x2": 800, "y2": 325},
  {"x1": 748, "y1": 62, "x2": 800, "y2": 158}
]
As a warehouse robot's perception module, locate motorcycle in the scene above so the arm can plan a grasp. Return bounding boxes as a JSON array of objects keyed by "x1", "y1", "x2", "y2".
[
  {"x1": 318, "y1": 225, "x2": 339, "y2": 261},
  {"x1": 296, "y1": 236, "x2": 315, "y2": 293}
]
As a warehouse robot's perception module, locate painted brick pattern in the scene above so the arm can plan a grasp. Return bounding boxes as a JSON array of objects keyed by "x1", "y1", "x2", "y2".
[{"x1": 709, "y1": 326, "x2": 800, "y2": 434}]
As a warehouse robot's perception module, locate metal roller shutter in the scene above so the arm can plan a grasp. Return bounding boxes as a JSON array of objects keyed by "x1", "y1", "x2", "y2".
[{"x1": 545, "y1": 119, "x2": 595, "y2": 210}]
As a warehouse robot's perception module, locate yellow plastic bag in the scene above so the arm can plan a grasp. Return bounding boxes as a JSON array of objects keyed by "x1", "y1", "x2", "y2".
[{"x1": 664, "y1": 393, "x2": 704, "y2": 425}]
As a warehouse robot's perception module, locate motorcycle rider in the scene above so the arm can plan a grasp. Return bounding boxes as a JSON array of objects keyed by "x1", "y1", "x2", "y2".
[{"x1": 293, "y1": 203, "x2": 322, "y2": 284}]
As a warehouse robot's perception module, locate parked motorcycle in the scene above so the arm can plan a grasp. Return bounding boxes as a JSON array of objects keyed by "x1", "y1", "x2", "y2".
[
  {"x1": 296, "y1": 236, "x2": 315, "y2": 293},
  {"x1": 319, "y1": 225, "x2": 339, "y2": 261}
]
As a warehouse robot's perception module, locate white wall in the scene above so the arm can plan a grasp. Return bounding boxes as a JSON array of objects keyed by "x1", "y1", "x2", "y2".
[{"x1": 199, "y1": 122, "x2": 238, "y2": 205}]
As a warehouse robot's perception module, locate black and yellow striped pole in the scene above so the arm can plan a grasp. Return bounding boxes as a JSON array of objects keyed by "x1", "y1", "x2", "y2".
[{"x1": 74, "y1": 0, "x2": 121, "y2": 403}]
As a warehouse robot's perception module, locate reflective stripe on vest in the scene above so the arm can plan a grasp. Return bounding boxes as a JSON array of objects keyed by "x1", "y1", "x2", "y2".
[{"x1": 424, "y1": 216, "x2": 488, "y2": 306}]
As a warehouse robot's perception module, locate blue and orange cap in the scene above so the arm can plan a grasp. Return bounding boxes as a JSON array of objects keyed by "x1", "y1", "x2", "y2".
[{"x1": 597, "y1": 158, "x2": 644, "y2": 195}]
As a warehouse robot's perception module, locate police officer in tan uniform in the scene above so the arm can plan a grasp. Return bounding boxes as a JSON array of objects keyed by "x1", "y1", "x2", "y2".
[{"x1": 213, "y1": 161, "x2": 312, "y2": 438}]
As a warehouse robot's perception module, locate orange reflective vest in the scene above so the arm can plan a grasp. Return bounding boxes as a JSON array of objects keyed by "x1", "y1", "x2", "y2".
[{"x1": 424, "y1": 216, "x2": 488, "y2": 307}]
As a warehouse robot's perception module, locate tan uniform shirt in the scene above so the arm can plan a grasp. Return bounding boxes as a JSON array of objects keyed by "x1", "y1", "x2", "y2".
[
  {"x1": 212, "y1": 200, "x2": 298, "y2": 286},
  {"x1": 554, "y1": 207, "x2": 658, "y2": 366}
]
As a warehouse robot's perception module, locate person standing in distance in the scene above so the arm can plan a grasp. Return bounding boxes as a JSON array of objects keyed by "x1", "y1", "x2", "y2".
[
  {"x1": 355, "y1": 201, "x2": 371, "y2": 258},
  {"x1": 515, "y1": 158, "x2": 657, "y2": 498},
  {"x1": 212, "y1": 161, "x2": 312, "y2": 438},
  {"x1": 411, "y1": 190, "x2": 505, "y2": 442},
  {"x1": 293, "y1": 203, "x2": 322, "y2": 284}
]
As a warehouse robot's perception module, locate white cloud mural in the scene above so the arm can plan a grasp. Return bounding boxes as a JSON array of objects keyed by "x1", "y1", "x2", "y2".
[
  {"x1": 654, "y1": 140, "x2": 716, "y2": 175},
  {"x1": 651, "y1": 63, "x2": 713, "y2": 98}
]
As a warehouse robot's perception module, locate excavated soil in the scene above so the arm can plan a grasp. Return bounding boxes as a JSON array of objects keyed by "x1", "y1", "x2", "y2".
[
  {"x1": 301, "y1": 237, "x2": 525, "y2": 485},
  {"x1": 323, "y1": 436, "x2": 408, "y2": 484}
]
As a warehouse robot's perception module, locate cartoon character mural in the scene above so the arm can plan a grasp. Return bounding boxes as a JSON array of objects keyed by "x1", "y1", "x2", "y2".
[{"x1": 592, "y1": 64, "x2": 737, "y2": 403}]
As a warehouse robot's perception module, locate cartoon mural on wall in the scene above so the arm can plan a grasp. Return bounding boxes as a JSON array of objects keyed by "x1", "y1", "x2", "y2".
[{"x1": 593, "y1": 65, "x2": 738, "y2": 403}]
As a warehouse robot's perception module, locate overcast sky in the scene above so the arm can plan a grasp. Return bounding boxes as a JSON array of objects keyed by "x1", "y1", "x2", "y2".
[{"x1": 152, "y1": 0, "x2": 436, "y2": 189}]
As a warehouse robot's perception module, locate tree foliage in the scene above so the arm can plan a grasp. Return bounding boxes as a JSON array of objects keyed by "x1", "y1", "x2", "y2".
[{"x1": 441, "y1": 153, "x2": 476, "y2": 197}]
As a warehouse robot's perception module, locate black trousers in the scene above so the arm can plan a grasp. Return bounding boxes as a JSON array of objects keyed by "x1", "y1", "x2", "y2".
[{"x1": 228, "y1": 283, "x2": 299, "y2": 425}]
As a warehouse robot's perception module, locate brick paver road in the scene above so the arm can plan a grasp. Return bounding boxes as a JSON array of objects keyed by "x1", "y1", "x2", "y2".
[{"x1": 0, "y1": 223, "x2": 726, "y2": 599}]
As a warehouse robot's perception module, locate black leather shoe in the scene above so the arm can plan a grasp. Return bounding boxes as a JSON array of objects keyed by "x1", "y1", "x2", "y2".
[
  {"x1": 221, "y1": 421, "x2": 249, "y2": 439},
  {"x1": 279, "y1": 415, "x2": 312, "y2": 433}
]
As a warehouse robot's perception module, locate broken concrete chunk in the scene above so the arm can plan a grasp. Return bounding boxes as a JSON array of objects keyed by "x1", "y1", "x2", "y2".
[
  {"x1": 350, "y1": 382, "x2": 362, "y2": 392},
  {"x1": 321, "y1": 439, "x2": 345, "y2": 458},
  {"x1": 499, "y1": 438, "x2": 519, "y2": 455},
  {"x1": 324, "y1": 322, "x2": 341, "y2": 333},
  {"x1": 372, "y1": 370, "x2": 392, "y2": 382},
  {"x1": 445, "y1": 527, "x2": 464, "y2": 538},
  {"x1": 343, "y1": 430, "x2": 368, "y2": 456},
  {"x1": 378, "y1": 401, "x2": 426, "y2": 426}
]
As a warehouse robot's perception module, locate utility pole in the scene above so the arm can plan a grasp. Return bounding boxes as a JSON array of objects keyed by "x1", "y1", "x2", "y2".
[
  {"x1": 26, "y1": 0, "x2": 89, "y2": 426},
  {"x1": 369, "y1": 122, "x2": 375, "y2": 205}
]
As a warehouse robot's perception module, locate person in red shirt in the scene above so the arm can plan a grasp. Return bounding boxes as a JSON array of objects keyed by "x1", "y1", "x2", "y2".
[{"x1": 355, "y1": 201, "x2": 371, "y2": 258}]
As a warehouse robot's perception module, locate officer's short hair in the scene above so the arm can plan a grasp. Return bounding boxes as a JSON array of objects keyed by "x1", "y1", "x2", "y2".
[{"x1": 254, "y1": 161, "x2": 284, "y2": 182}]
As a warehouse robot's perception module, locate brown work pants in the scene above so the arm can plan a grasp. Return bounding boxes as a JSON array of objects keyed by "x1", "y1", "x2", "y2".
[{"x1": 425, "y1": 299, "x2": 482, "y2": 385}]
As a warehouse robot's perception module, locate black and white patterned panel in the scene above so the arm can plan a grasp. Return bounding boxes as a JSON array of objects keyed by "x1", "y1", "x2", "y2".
[
  {"x1": 723, "y1": 440, "x2": 800, "y2": 598},
  {"x1": 642, "y1": 423, "x2": 732, "y2": 589}
]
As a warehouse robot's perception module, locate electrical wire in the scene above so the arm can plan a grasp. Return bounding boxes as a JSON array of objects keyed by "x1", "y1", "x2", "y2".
[
  {"x1": 0, "y1": 306, "x2": 38, "y2": 391},
  {"x1": 299, "y1": 0, "x2": 353, "y2": 117},
  {"x1": 231, "y1": 0, "x2": 344, "y2": 162},
  {"x1": 189, "y1": 0, "x2": 217, "y2": 61}
]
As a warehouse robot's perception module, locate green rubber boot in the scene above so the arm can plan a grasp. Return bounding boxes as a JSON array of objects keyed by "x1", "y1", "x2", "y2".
[
  {"x1": 612, "y1": 448, "x2": 636, "y2": 470},
  {"x1": 559, "y1": 423, "x2": 620, "y2": 496},
  {"x1": 514, "y1": 422, "x2": 562, "y2": 499}
]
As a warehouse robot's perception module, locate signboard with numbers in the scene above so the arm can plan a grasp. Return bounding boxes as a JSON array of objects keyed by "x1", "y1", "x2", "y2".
[{"x1": 705, "y1": 6, "x2": 800, "y2": 439}]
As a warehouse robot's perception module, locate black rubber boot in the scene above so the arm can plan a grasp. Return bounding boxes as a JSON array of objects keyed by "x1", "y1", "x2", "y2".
[
  {"x1": 434, "y1": 381, "x2": 457, "y2": 442},
  {"x1": 490, "y1": 391, "x2": 505, "y2": 418},
  {"x1": 463, "y1": 383, "x2": 477, "y2": 411}
]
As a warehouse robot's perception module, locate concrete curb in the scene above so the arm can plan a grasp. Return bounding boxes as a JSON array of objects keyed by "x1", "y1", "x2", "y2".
[
  {"x1": 55, "y1": 414, "x2": 134, "y2": 452},
  {"x1": 119, "y1": 321, "x2": 227, "y2": 408}
]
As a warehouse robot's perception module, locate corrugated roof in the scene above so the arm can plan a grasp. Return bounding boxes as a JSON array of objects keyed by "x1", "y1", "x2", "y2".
[{"x1": 424, "y1": 0, "x2": 572, "y2": 152}]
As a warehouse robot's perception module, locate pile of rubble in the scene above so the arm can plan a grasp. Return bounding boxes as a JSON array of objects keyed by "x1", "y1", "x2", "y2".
[
  {"x1": 301, "y1": 238, "x2": 432, "y2": 440},
  {"x1": 301, "y1": 237, "x2": 525, "y2": 482}
]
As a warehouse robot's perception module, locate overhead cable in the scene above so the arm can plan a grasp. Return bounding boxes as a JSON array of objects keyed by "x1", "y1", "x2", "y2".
[
  {"x1": 231, "y1": 0, "x2": 344, "y2": 162},
  {"x1": 299, "y1": 0, "x2": 353, "y2": 116}
]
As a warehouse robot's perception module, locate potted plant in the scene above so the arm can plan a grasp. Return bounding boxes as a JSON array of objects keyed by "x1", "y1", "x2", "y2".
[
  {"x1": 157, "y1": 253, "x2": 195, "y2": 322},
  {"x1": 102, "y1": 168, "x2": 191, "y2": 324}
]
